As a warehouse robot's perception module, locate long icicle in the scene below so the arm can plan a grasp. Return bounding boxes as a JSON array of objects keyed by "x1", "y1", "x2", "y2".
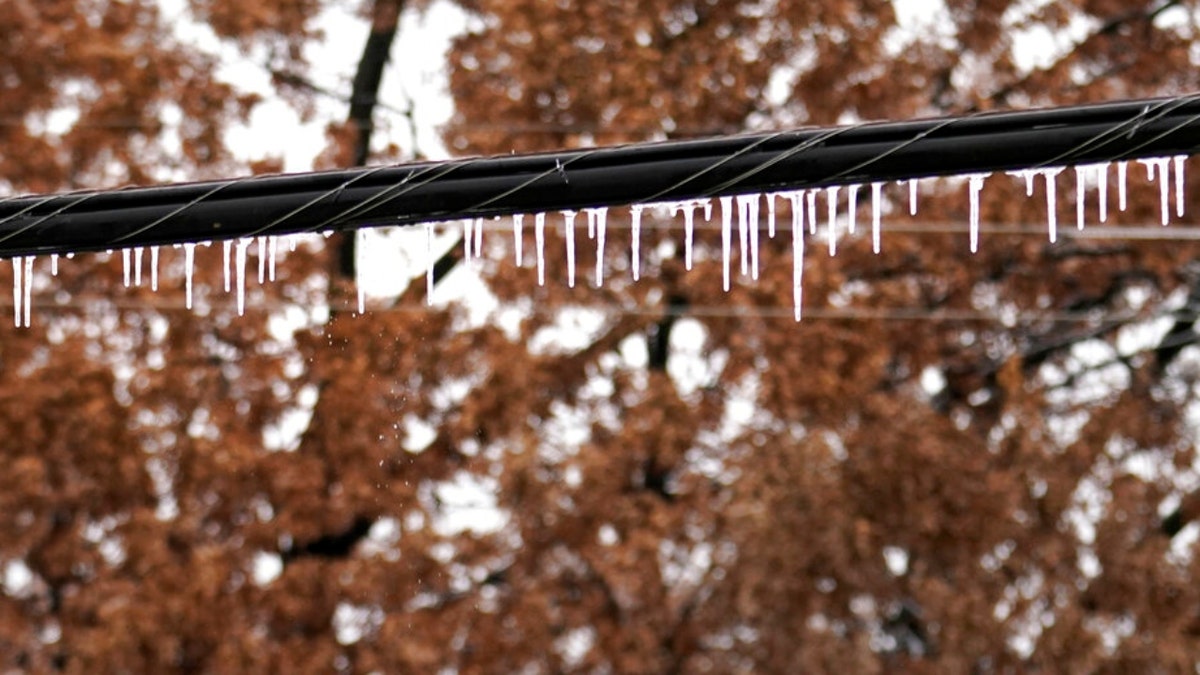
[
  {"x1": 425, "y1": 222, "x2": 435, "y2": 304},
  {"x1": 535, "y1": 212, "x2": 546, "y2": 286},
  {"x1": 564, "y1": 210, "x2": 577, "y2": 288},
  {"x1": 826, "y1": 186, "x2": 839, "y2": 257},
  {"x1": 513, "y1": 214, "x2": 524, "y2": 267},
  {"x1": 630, "y1": 205, "x2": 643, "y2": 281},
  {"x1": 720, "y1": 196, "x2": 733, "y2": 291},
  {"x1": 791, "y1": 192, "x2": 805, "y2": 321},
  {"x1": 12, "y1": 257, "x2": 21, "y2": 327},
  {"x1": 871, "y1": 182, "x2": 883, "y2": 254}
]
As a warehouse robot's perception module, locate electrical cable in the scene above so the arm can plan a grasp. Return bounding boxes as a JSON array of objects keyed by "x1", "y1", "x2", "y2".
[{"x1": 1, "y1": 94, "x2": 1200, "y2": 258}]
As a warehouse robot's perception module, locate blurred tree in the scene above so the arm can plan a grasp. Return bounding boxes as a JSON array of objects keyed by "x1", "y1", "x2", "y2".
[{"x1": 4, "y1": 0, "x2": 1200, "y2": 673}]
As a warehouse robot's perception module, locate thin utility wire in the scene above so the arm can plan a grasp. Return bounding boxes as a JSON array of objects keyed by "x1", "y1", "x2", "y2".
[{"x1": 2, "y1": 94, "x2": 1200, "y2": 258}]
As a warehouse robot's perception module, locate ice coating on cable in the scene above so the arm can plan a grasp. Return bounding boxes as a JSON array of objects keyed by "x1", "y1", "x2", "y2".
[
  {"x1": 826, "y1": 186, "x2": 839, "y2": 257},
  {"x1": 966, "y1": 173, "x2": 989, "y2": 253},
  {"x1": 513, "y1": 214, "x2": 524, "y2": 267},
  {"x1": 184, "y1": 243, "x2": 196, "y2": 310},
  {"x1": 535, "y1": 212, "x2": 546, "y2": 286},
  {"x1": 563, "y1": 210, "x2": 577, "y2": 288},
  {"x1": 720, "y1": 196, "x2": 733, "y2": 291},
  {"x1": 630, "y1": 205, "x2": 643, "y2": 281},
  {"x1": 871, "y1": 182, "x2": 883, "y2": 254}
]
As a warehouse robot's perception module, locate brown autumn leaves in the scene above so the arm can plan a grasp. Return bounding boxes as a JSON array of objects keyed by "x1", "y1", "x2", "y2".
[{"x1": 4, "y1": 0, "x2": 1200, "y2": 671}]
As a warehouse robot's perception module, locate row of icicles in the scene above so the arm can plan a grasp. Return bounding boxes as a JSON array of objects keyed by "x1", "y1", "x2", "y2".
[{"x1": 7, "y1": 156, "x2": 1189, "y2": 327}]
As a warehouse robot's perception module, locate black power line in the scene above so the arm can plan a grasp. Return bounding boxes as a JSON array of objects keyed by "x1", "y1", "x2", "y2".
[{"x1": 2, "y1": 94, "x2": 1200, "y2": 258}]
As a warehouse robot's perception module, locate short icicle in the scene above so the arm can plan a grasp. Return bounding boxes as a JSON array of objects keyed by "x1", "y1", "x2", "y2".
[
  {"x1": 184, "y1": 243, "x2": 196, "y2": 310},
  {"x1": 871, "y1": 182, "x2": 883, "y2": 254},
  {"x1": 1140, "y1": 158, "x2": 1170, "y2": 225},
  {"x1": 736, "y1": 195, "x2": 751, "y2": 276},
  {"x1": 791, "y1": 192, "x2": 805, "y2": 321},
  {"x1": 590, "y1": 208, "x2": 608, "y2": 287},
  {"x1": 151, "y1": 246, "x2": 159, "y2": 291},
  {"x1": 22, "y1": 257, "x2": 31, "y2": 328},
  {"x1": 1118, "y1": 161, "x2": 1128, "y2": 211},
  {"x1": 563, "y1": 210, "x2": 577, "y2": 288},
  {"x1": 630, "y1": 205, "x2": 643, "y2": 281},
  {"x1": 50, "y1": 254, "x2": 58, "y2": 277},
  {"x1": 847, "y1": 185, "x2": 859, "y2": 234},
  {"x1": 1074, "y1": 166, "x2": 1086, "y2": 231},
  {"x1": 464, "y1": 218, "x2": 473, "y2": 262},
  {"x1": 134, "y1": 247, "x2": 144, "y2": 286},
  {"x1": 122, "y1": 249, "x2": 131, "y2": 287},
  {"x1": 223, "y1": 240, "x2": 232, "y2": 292},
  {"x1": 535, "y1": 213, "x2": 546, "y2": 286},
  {"x1": 767, "y1": 193, "x2": 777, "y2": 238},
  {"x1": 474, "y1": 217, "x2": 484, "y2": 257},
  {"x1": 257, "y1": 235, "x2": 267, "y2": 284},
  {"x1": 966, "y1": 174, "x2": 989, "y2": 253},
  {"x1": 1097, "y1": 163, "x2": 1109, "y2": 223},
  {"x1": 1175, "y1": 155, "x2": 1187, "y2": 218},
  {"x1": 235, "y1": 238, "x2": 248, "y2": 316},
  {"x1": 1041, "y1": 168, "x2": 1064, "y2": 243},
  {"x1": 806, "y1": 190, "x2": 818, "y2": 236},
  {"x1": 676, "y1": 202, "x2": 696, "y2": 270},
  {"x1": 737, "y1": 195, "x2": 760, "y2": 279},
  {"x1": 12, "y1": 257, "x2": 21, "y2": 327},
  {"x1": 826, "y1": 186, "x2": 840, "y2": 257},
  {"x1": 908, "y1": 178, "x2": 918, "y2": 215},
  {"x1": 720, "y1": 196, "x2": 733, "y2": 292},
  {"x1": 425, "y1": 222, "x2": 435, "y2": 304},
  {"x1": 356, "y1": 229, "x2": 366, "y2": 314},
  {"x1": 268, "y1": 236, "x2": 277, "y2": 282},
  {"x1": 513, "y1": 214, "x2": 524, "y2": 267}
]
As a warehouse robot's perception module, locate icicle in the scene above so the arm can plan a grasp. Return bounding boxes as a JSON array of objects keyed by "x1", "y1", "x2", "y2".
[
  {"x1": 826, "y1": 186, "x2": 840, "y2": 257},
  {"x1": 356, "y1": 229, "x2": 366, "y2": 314},
  {"x1": 736, "y1": 195, "x2": 750, "y2": 276},
  {"x1": 1139, "y1": 158, "x2": 1170, "y2": 225},
  {"x1": 1175, "y1": 155, "x2": 1187, "y2": 218},
  {"x1": 791, "y1": 193, "x2": 805, "y2": 321},
  {"x1": 122, "y1": 249, "x2": 131, "y2": 287},
  {"x1": 425, "y1": 222, "x2": 435, "y2": 304},
  {"x1": 235, "y1": 238, "x2": 248, "y2": 316},
  {"x1": 848, "y1": 184, "x2": 859, "y2": 234},
  {"x1": 184, "y1": 243, "x2": 196, "y2": 310},
  {"x1": 737, "y1": 195, "x2": 759, "y2": 278},
  {"x1": 871, "y1": 182, "x2": 883, "y2": 254},
  {"x1": 268, "y1": 236, "x2": 277, "y2": 282},
  {"x1": 22, "y1": 257, "x2": 31, "y2": 328},
  {"x1": 12, "y1": 258, "x2": 21, "y2": 327},
  {"x1": 674, "y1": 202, "x2": 696, "y2": 270},
  {"x1": 255, "y1": 236, "x2": 266, "y2": 284},
  {"x1": 223, "y1": 240, "x2": 232, "y2": 292},
  {"x1": 1074, "y1": 166, "x2": 1086, "y2": 231},
  {"x1": 535, "y1": 212, "x2": 546, "y2": 286},
  {"x1": 589, "y1": 208, "x2": 608, "y2": 287},
  {"x1": 806, "y1": 190, "x2": 818, "y2": 235},
  {"x1": 1097, "y1": 163, "x2": 1109, "y2": 223},
  {"x1": 767, "y1": 193, "x2": 777, "y2": 238},
  {"x1": 966, "y1": 173, "x2": 989, "y2": 253},
  {"x1": 1041, "y1": 168, "x2": 1063, "y2": 243},
  {"x1": 587, "y1": 210, "x2": 596, "y2": 239},
  {"x1": 150, "y1": 246, "x2": 159, "y2": 291},
  {"x1": 464, "y1": 218, "x2": 473, "y2": 262},
  {"x1": 1118, "y1": 161, "x2": 1128, "y2": 211},
  {"x1": 513, "y1": 214, "x2": 524, "y2": 267},
  {"x1": 563, "y1": 210, "x2": 577, "y2": 288},
  {"x1": 474, "y1": 217, "x2": 484, "y2": 257},
  {"x1": 720, "y1": 196, "x2": 733, "y2": 292},
  {"x1": 908, "y1": 178, "x2": 919, "y2": 215},
  {"x1": 133, "y1": 247, "x2": 143, "y2": 286},
  {"x1": 50, "y1": 254, "x2": 57, "y2": 277},
  {"x1": 630, "y1": 205, "x2": 643, "y2": 281},
  {"x1": 703, "y1": 200, "x2": 713, "y2": 221}
]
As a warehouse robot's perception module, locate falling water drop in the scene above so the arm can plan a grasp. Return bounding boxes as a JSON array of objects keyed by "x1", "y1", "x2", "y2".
[
  {"x1": 257, "y1": 236, "x2": 267, "y2": 284},
  {"x1": 871, "y1": 182, "x2": 883, "y2": 254},
  {"x1": 1175, "y1": 155, "x2": 1187, "y2": 218},
  {"x1": 767, "y1": 193, "x2": 777, "y2": 238},
  {"x1": 1074, "y1": 166, "x2": 1086, "y2": 231},
  {"x1": 513, "y1": 214, "x2": 524, "y2": 267},
  {"x1": 535, "y1": 212, "x2": 546, "y2": 286},
  {"x1": 12, "y1": 258, "x2": 21, "y2": 327},
  {"x1": 122, "y1": 249, "x2": 131, "y2": 287},
  {"x1": 806, "y1": 190, "x2": 818, "y2": 235},
  {"x1": 223, "y1": 240, "x2": 232, "y2": 292},
  {"x1": 426, "y1": 222, "x2": 435, "y2": 304},
  {"x1": 966, "y1": 173, "x2": 989, "y2": 253},
  {"x1": 22, "y1": 257, "x2": 31, "y2": 328},
  {"x1": 1097, "y1": 163, "x2": 1109, "y2": 223},
  {"x1": 826, "y1": 186, "x2": 840, "y2": 257},
  {"x1": 563, "y1": 210, "x2": 577, "y2": 288},
  {"x1": 908, "y1": 178, "x2": 918, "y2": 215},
  {"x1": 268, "y1": 236, "x2": 277, "y2": 282},
  {"x1": 151, "y1": 246, "x2": 159, "y2": 291},
  {"x1": 848, "y1": 184, "x2": 859, "y2": 234},
  {"x1": 235, "y1": 238, "x2": 248, "y2": 316},
  {"x1": 720, "y1": 196, "x2": 733, "y2": 292},
  {"x1": 184, "y1": 243, "x2": 196, "y2": 310},
  {"x1": 134, "y1": 247, "x2": 144, "y2": 286},
  {"x1": 1118, "y1": 161, "x2": 1128, "y2": 211},
  {"x1": 630, "y1": 205, "x2": 643, "y2": 281}
]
